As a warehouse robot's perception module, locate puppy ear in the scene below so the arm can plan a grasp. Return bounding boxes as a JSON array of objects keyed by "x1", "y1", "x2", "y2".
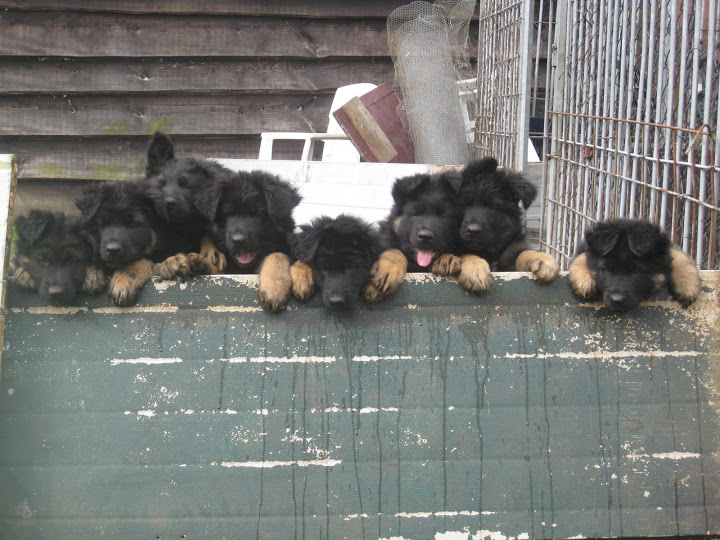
[
  {"x1": 195, "y1": 179, "x2": 225, "y2": 222},
  {"x1": 293, "y1": 225, "x2": 321, "y2": 263},
  {"x1": 146, "y1": 131, "x2": 175, "y2": 176},
  {"x1": 392, "y1": 174, "x2": 428, "y2": 206},
  {"x1": 505, "y1": 173, "x2": 537, "y2": 209},
  {"x1": 461, "y1": 157, "x2": 499, "y2": 185},
  {"x1": 441, "y1": 171, "x2": 463, "y2": 195},
  {"x1": 15, "y1": 210, "x2": 54, "y2": 246},
  {"x1": 263, "y1": 178, "x2": 301, "y2": 223},
  {"x1": 75, "y1": 186, "x2": 103, "y2": 220},
  {"x1": 627, "y1": 223, "x2": 666, "y2": 257},
  {"x1": 585, "y1": 224, "x2": 620, "y2": 256}
]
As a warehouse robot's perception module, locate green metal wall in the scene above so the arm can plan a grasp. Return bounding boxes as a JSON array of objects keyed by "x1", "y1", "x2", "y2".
[{"x1": 0, "y1": 273, "x2": 718, "y2": 539}]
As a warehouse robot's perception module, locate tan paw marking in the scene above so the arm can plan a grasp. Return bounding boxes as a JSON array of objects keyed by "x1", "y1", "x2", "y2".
[
  {"x1": 363, "y1": 249, "x2": 408, "y2": 303},
  {"x1": 430, "y1": 253, "x2": 462, "y2": 276},
  {"x1": 257, "y1": 252, "x2": 292, "y2": 312},
  {"x1": 200, "y1": 235, "x2": 227, "y2": 274},
  {"x1": 290, "y1": 261, "x2": 315, "y2": 301},
  {"x1": 108, "y1": 259, "x2": 154, "y2": 307},
  {"x1": 669, "y1": 248, "x2": 701, "y2": 306},
  {"x1": 12, "y1": 266, "x2": 36, "y2": 289},
  {"x1": 155, "y1": 253, "x2": 209, "y2": 280},
  {"x1": 458, "y1": 254, "x2": 494, "y2": 293},
  {"x1": 516, "y1": 250, "x2": 560, "y2": 283},
  {"x1": 81, "y1": 266, "x2": 108, "y2": 295},
  {"x1": 568, "y1": 253, "x2": 596, "y2": 299}
]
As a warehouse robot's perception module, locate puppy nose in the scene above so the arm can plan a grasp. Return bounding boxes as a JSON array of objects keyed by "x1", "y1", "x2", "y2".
[
  {"x1": 417, "y1": 229, "x2": 434, "y2": 242},
  {"x1": 327, "y1": 294, "x2": 346, "y2": 307},
  {"x1": 466, "y1": 223, "x2": 482, "y2": 235},
  {"x1": 231, "y1": 233, "x2": 246, "y2": 246},
  {"x1": 608, "y1": 293, "x2": 626, "y2": 309},
  {"x1": 105, "y1": 242, "x2": 122, "y2": 255},
  {"x1": 164, "y1": 196, "x2": 177, "y2": 206}
]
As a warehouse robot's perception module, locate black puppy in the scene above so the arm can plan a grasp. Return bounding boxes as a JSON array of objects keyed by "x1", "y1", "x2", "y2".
[
  {"x1": 569, "y1": 218, "x2": 701, "y2": 311},
  {"x1": 144, "y1": 131, "x2": 229, "y2": 277},
  {"x1": 456, "y1": 157, "x2": 559, "y2": 293},
  {"x1": 196, "y1": 170, "x2": 301, "y2": 311},
  {"x1": 12, "y1": 210, "x2": 106, "y2": 305},
  {"x1": 365, "y1": 169, "x2": 463, "y2": 302},
  {"x1": 291, "y1": 215, "x2": 384, "y2": 309},
  {"x1": 76, "y1": 180, "x2": 205, "y2": 306}
]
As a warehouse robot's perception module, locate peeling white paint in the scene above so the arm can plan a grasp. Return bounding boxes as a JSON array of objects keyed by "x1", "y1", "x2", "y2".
[
  {"x1": 93, "y1": 305, "x2": 178, "y2": 314},
  {"x1": 353, "y1": 355, "x2": 414, "y2": 362},
  {"x1": 359, "y1": 407, "x2": 399, "y2": 414},
  {"x1": 206, "y1": 305, "x2": 264, "y2": 313},
  {"x1": 110, "y1": 357, "x2": 183, "y2": 365},
  {"x1": 14, "y1": 306, "x2": 88, "y2": 315},
  {"x1": 500, "y1": 349, "x2": 700, "y2": 364},
  {"x1": 137, "y1": 410, "x2": 156, "y2": 418},
  {"x1": 396, "y1": 510, "x2": 481, "y2": 519},
  {"x1": 255, "y1": 409, "x2": 269, "y2": 416},
  {"x1": 213, "y1": 459, "x2": 341, "y2": 468}
]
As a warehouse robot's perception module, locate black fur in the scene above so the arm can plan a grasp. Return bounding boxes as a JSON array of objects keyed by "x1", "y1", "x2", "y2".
[
  {"x1": 13, "y1": 210, "x2": 97, "y2": 305},
  {"x1": 196, "y1": 170, "x2": 301, "y2": 273},
  {"x1": 378, "y1": 171, "x2": 462, "y2": 271},
  {"x1": 143, "y1": 131, "x2": 231, "y2": 252},
  {"x1": 457, "y1": 157, "x2": 537, "y2": 269},
  {"x1": 579, "y1": 219, "x2": 673, "y2": 311},
  {"x1": 76, "y1": 180, "x2": 174, "y2": 270},
  {"x1": 294, "y1": 215, "x2": 383, "y2": 309}
]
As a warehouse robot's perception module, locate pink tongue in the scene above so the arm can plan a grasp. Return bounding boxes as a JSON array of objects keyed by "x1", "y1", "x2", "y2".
[
  {"x1": 236, "y1": 252, "x2": 255, "y2": 265},
  {"x1": 416, "y1": 250, "x2": 434, "y2": 267}
]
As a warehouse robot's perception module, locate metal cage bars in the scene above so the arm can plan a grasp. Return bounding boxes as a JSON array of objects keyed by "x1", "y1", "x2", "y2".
[{"x1": 540, "y1": 0, "x2": 720, "y2": 269}]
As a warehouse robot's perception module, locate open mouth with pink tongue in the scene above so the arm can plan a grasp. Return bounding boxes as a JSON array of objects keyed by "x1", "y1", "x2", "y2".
[
  {"x1": 416, "y1": 249, "x2": 435, "y2": 268},
  {"x1": 235, "y1": 251, "x2": 256, "y2": 265}
]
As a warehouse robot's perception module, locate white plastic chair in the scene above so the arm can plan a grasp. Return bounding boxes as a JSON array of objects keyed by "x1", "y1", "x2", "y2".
[{"x1": 258, "y1": 83, "x2": 377, "y2": 163}]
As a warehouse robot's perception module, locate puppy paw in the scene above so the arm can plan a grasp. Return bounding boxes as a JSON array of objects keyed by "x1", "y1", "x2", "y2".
[
  {"x1": 568, "y1": 253, "x2": 596, "y2": 299},
  {"x1": 458, "y1": 254, "x2": 494, "y2": 293},
  {"x1": 430, "y1": 253, "x2": 462, "y2": 276},
  {"x1": 290, "y1": 261, "x2": 315, "y2": 301},
  {"x1": 81, "y1": 265, "x2": 108, "y2": 295},
  {"x1": 363, "y1": 249, "x2": 408, "y2": 303},
  {"x1": 155, "y1": 253, "x2": 209, "y2": 280},
  {"x1": 12, "y1": 266, "x2": 36, "y2": 289},
  {"x1": 108, "y1": 259, "x2": 154, "y2": 307},
  {"x1": 200, "y1": 235, "x2": 227, "y2": 274},
  {"x1": 516, "y1": 250, "x2": 560, "y2": 283},
  {"x1": 257, "y1": 253, "x2": 292, "y2": 312},
  {"x1": 669, "y1": 248, "x2": 701, "y2": 306}
]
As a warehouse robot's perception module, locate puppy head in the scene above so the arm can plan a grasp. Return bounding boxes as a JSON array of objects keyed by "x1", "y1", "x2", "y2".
[
  {"x1": 457, "y1": 158, "x2": 536, "y2": 257},
  {"x1": 390, "y1": 171, "x2": 462, "y2": 268},
  {"x1": 144, "y1": 132, "x2": 228, "y2": 224},
  {"x1": 196, "y1": 171, "x2": 300, "y2": 270},
  {"x1": 295, "y1": 215, "x2": 381, "y2": 309},
  {"x1": 14, "y1": 210, "x2": 95, "y2": 305},
  {"x1": 584, "y1": 219, "x2": 672, "y2": 311},
  {"x1": 76, "y1": 181, "x2": 160, "y2": 271}
]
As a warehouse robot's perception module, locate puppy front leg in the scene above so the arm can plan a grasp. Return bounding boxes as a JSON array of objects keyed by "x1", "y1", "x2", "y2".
[
  {"x1": 81, "y1": 265, "x2": 108, "y2": 295},
  {"x1": 290, "y1": 261, "x2": 315, "y2": 301},
  {"x1": 430, "y1": 253, "x2": 462, "y2": 276},
  {"x1": 364, "y1": 249, "x2": 408, "y2": 303},
  {"x1": 200, "y1": 235, "x2": 227, "y2": 274},
  {"x1": 668, "y1": 248, "x2": 701, "y2": 306},
  {"x1": 458, "y1": 254, "x2": 494, "y2": 293},
  {"x1": 568, "y1": 253, "x2": 596, "y2": 299},
  {"x1": 516, "y1": 250, "x2": 560, "y2": 283},
  {"x1": 258, "y1": 252, "x2": 292, "y2": 312},
  {"x1": 154, "y1": 253, "x2": 210, "y2": 280},
  {"x1": 108, "y1": 259, "x2": 155, "y2": 307},
  {"x1": 10, "y1": 259, "x2": 36, "y2": 289}
]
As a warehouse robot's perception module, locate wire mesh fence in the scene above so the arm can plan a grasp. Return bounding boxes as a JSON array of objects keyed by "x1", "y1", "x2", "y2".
[{"x1": 540, "y1": 0, "x2": 720, "y2": 270}]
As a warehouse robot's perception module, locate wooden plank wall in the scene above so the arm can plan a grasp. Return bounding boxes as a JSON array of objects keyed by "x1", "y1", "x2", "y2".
[{"x1": 0, "y1": 1, "x2": 480, "y2": 213}]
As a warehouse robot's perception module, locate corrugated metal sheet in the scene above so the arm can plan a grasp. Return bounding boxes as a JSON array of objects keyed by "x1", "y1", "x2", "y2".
[{"x1": 0, "y1": 272, "x2": 718, "y2": 539}]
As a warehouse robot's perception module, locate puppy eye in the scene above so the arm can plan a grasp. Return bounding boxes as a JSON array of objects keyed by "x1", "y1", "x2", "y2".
[
  {"x1": 178, "y1": 175, "x2": 188, "y2": 188},
  {"x1": 38, "y1": 256, "x2": 49, "y2": 266}
]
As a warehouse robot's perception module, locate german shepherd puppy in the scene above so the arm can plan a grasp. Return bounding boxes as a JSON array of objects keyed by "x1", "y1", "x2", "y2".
[
  {"x1": 456, "y1": 157, "x2": 559, "y2": 293},
  {"x1": 365, "y1": 170, "x2": 463, "y2": 302},
  {"x1": 291, "y1": 214, "x2": 384, "y2": 309},
  {"x1": 144, "y1": 131, "x2": 229, "y2": 278},
  {"x1": 12, "y1": 210, "x2": 106, "y2": 305},
  {"x1": 196, "y1": 170, "x2": 301, "y2": 311},
  {"x1": 569, "y1": 218, "x2": 701, "y2": 311}
]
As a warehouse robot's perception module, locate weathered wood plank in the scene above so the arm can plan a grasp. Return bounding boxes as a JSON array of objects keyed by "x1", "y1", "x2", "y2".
[
  {"x1": 0, "y1": 273, "x2": 718, "y2": 539},
  {"x1": 0, "y1": 155, "x2": 16, "y2": 374},
  {"x1": 0, "y1": 0, "x2": 413, "y2": 18},
  {"x1": 0, "y1": 11, "x2": 391, "y2": 58},
  {"x1": 0, "y1": 58, "x2": 396, "y2": 94},
  {"x1": 0, "y1": 94, "x2": 335, "y2": 136}
]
